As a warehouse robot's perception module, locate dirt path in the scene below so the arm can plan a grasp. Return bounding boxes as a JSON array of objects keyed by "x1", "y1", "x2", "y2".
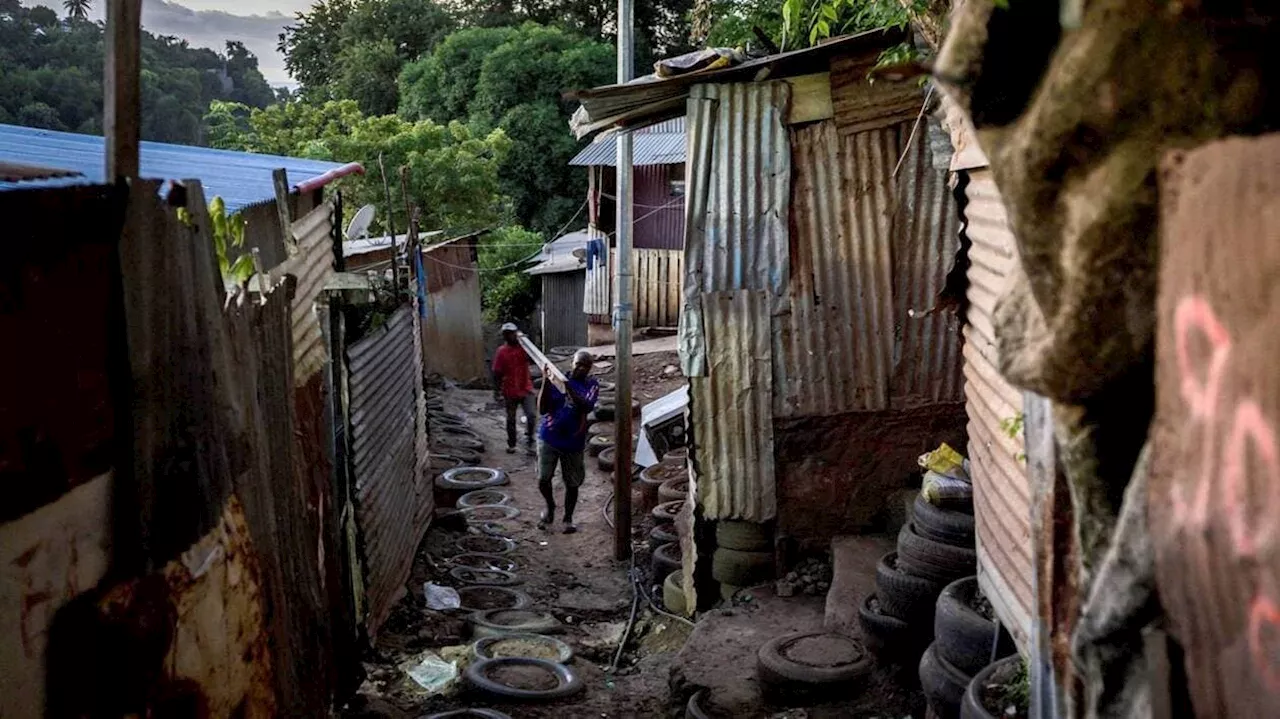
[{"x1": 346, "y1": 355, "x2": 690, "y2": 718}]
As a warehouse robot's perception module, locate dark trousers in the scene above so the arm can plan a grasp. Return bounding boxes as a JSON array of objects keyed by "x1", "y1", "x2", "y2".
[{"x1": 505, "y1": 394, "x2": 536, "y2": 448}]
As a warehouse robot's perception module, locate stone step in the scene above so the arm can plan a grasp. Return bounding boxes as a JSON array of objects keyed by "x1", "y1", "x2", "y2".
[{"x1": 824, "y1": 534, "x2": 896, "y2": 637}]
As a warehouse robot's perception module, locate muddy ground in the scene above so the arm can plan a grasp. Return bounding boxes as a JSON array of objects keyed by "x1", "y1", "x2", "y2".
[{"x1": 344, "y1": 352, "x2": 690, "y2": 718}]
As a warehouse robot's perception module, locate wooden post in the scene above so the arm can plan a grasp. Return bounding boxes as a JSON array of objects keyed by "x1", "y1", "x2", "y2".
[
  {"x1": 104, "y1": 0, "x2": 141, "y2": 180},
  {"x1": 274, "y1": 168, "x2": 294, "y2": 251}
]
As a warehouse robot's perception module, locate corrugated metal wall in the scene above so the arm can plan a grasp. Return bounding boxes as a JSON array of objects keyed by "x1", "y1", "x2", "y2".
[
  {"x1": 963, "y1": 169, "x2": 1033, "y2": 650},
  {"x1": 775, "y1": 122, "x2": 897, "y2": 416},
  {"x1": 634, "y1": 164, "x2": 685, "y2": 250},
  {"x1": 347, "y1": 307, "x2": 429, "y2": 637},
  {"x1": 422, "y1": 242, "x2": 486, "y2": 381},
  {"x1": 691, "y1": 290, "x2": 776, "y2": 520},
  {"x1": 681, "y1": 81, "x2": 791, "y2": 521},
  {"x1": 279, "y1": 201, "x2": 335, "y2": 385},
  {"x1": 541, "y1": 271, "x2": 588, "y2": 347}
]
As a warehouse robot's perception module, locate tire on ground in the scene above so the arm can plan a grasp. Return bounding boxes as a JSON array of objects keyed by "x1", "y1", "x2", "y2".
[
  {"x1": 598, "y1": 447, "x2": 616, "y2": 472},
  {"x1": 858, "y1": 593, "x2": 930, "y2": 663},
  {"x1": 711, "y1": 547, "x2": 773, "y2": 586},
  {"x1": 651, "y1": 542, "x2": 683, "y2": 584},
  {"x1": 960, "y1": 655, "x2": 1022, "y2": 719},
  {"x1": 875, "y1": 551, "x2": 945, "y2": 621},
  {"x1": 469, "y1": 609, "x2": 561, "y2": 637},
  {"x1": 588, "y1": 434, "x2": 614, "y2": 457},
  {"x1": 918, "y1": 643, "x2": 971, "y2": 719},
  {"x1": 659, "y1": 477, "x2": 689, "y2": 503},
  {"x1": 934, "y1": 576, "x2": 1015, "y2": 676},
  {"x1": 897, "y1": 523, "x2": 976, "y2": 584},
  {"x1": 912, "y1": 495, "x2": 976, "y2": 546},
  {"x1": 756, "y1": 632, "x2": 872, "y2": 702},
  {"x1": 663, "y1": 571, "x2": 687, "y2": 615},
  {"x1": 649, "y1": 523, "x2": 678, "y2": 553},
  {"x1": 464, "y1": 657, "x2": 583, "y2": 700},
  {"x1": 595, "y1": 403, "x2": 617, "y2": 421},
  {"x1": 652, "y1": 499, "x2": 684, "y2": 526},
  {"x1": 437, "y1": 467, "x2": 508, "y2": 490},
  {"x1": 715, "y1": 520, "x2": 771, "y2": 552}
]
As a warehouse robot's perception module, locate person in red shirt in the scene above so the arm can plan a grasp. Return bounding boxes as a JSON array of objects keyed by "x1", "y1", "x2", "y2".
[{"x1": 491, "y1": 322, "x2": 536, "y2": 454}]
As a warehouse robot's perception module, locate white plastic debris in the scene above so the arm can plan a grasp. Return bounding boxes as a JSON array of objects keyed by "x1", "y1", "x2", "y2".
[
  {"x1": 424, "y1": 582, "x2": 461, "y2": 610},
  {"x1": 402, "y1": 651, "x2": 458, "y2": 695}
]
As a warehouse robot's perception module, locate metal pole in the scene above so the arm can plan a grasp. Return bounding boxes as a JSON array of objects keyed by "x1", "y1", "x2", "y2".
[{"x1": 612, "y1": 0, "x2": 635, "y2": 562}]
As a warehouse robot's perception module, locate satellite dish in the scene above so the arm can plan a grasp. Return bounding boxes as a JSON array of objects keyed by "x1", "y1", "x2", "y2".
[
  {"x1": 571, "y1": 248, "x2": 587, "y2": 259},
  {"x1": 345, "y1": 204, "x2": 376, "y2": 241}
]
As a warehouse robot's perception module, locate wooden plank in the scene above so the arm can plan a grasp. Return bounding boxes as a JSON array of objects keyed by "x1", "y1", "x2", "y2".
[
  {"x1": 274, "y1": 168, "x2": 295, "y2": 253},
  {"x1": 785, "y1": 73, "x2": 834, "y2": 125},
  {"x1": 517, "y1": 334, "x2": 567, "y2": 392},
  {"x1": 104, "y1": 0, "x2": 141, "y2": 179}
]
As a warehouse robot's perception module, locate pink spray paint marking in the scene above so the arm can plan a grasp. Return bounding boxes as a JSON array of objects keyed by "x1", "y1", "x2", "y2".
[
  {"x1": 1249, "y1": 595, "x2": 1280, "y2": 693},
  {"x1": 1222, "y1": 400, "x2": 1280, "y2": 557},
  {"x1": 1171, "y1": 296, "x2": 1232, "y2": 527}
]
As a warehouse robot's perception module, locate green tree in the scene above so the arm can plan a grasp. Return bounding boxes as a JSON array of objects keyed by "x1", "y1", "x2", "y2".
[
  {"x1": 207, "y1": 99, "x2": 512, "y2": 235},
  {"x1": 399, "y1": 23, "x2": 612, "y2": 236},
  {"x1": 225, "y1": 41, "x2": 276, "y2": 108},
  {"x1": 335, "y1": 39, "x2": 404, "y2": 116},
  {"x1": 62, "y1": 0, "x2": 90, "y2": 21},
  {"x1": 477, "y1": 225, "x2": 545, "y2": 323},
  {"x1": 279, "y1": 0, "x2": 354, "y2": 93}
]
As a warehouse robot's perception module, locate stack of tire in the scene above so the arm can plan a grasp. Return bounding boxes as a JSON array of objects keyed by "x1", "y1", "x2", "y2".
[
  {"x1": 859, "y1": 494, "x2": 975, "y2": 670},
  {"x1": 919, "y1": 577, "x2": 1015, "y2": 719},
  {"x1": 648, "y1": 449, "x2": 691, "y2": 615},
  {"x1": 712, "y1": 520, "x2": 774, "y2": 601}
]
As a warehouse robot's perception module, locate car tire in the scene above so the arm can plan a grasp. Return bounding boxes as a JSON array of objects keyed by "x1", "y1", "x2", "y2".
[
  {"x1": 588, "y1": 434, "x2": 614, "y2": 457},
  {"x1": 595, "y1": 403, "x2": 617, "y2": 422},
  {"x1": 649, "y1": 523, "x2": 678, "y2": 553},
  {"x1": 449, "y1": 566, "x2": 521, "y2": 586},
  {"x1": 453, "y1": 535, "x2": 516, "y2": 555},
  {"x1": 715, "y1": 520, "x2": 771, "y2": 552},
  {"x1": 756, "y1": 632, "x2": 871, "y2": 702},
  {"x1": 652, "y1": 499, "x2": 684, "y2": 526},
  {"x1": 598, "y1": 447, "x2": 616, "y2": 472},
  {"x1": 450, "y1": 553, "x2": 519, "y2": 573},
  {"x1": 472, "y1": 633, "x2": 573, "y2": 663},
  {"x1": 464, "y1": 657, "x2": 583, "y2": 700},
  {"x1": 934, "y1": 577, "x2": 1015, "y2": 676},
  {"x1": 858, "y1": 593, "x2": 930, "y2": 663},
  {"x1": 663, "y1": 571, "x2": 687, "y2": 615},
  {"x1": 424, "y1": 709, "x2": 513, "y2": 719},
  {"x1": 438, "y1": 467, "x2": 508, "y2": 490},
  {"x1": 437, "y1": 433, "x2": 485, "y2": 453},
  {"x1": 711, "y1": 547, "x2": 773, "y2": 586},
  {"x1": 960, "y1": 655, "x2": 1023, "y2": 719},
  {"x1": 438, "y1": 448, "x2": 482, "y2": 465},
  {"x1": 652, "y1": 541, "x2": 683, "y2": 584},
  {"x1": 919, "y1": 643, "x2": 971, "y2": 719},
  {"x1": 469, "y1": 609, "x2": 561, "y2": 637},
  {"x1": 659, "y1": 477, "x2": 689, "y2": 503},
  {"x1": 913, "y1": 495, "x2": 976, "y2": 546},
  {"x1": 876, "y1": 551, "x2": 945, "y2": 621},
  {"x1": 457, "y1": 489, "x2": 513, "y2": 509},
  {"x1": 897, "y1": 523, "x2": 976, "y2": 584},
  {"x1": 455, "y1": 586, "x2": 532, "y2": 612}
]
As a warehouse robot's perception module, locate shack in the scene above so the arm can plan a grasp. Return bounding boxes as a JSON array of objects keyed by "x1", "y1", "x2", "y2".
[
  {"x1": 572, "y1": 29, "x2": 968, "y2": 566},
  {"x1": 527, "y1": 229, "x2": 593, "y2": 347}
]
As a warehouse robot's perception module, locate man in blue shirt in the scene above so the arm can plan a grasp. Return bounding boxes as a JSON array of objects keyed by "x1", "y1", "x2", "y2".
[{"x1": 536, "y1": 349, "x2": 600, "y2": 533}]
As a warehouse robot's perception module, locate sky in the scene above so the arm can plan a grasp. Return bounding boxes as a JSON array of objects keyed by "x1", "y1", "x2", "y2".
[{"x1": 26, "y1": 0, "x2": 309, "y2": 86}]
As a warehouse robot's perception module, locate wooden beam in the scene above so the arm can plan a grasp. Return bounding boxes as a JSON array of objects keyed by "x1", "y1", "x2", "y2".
[
  {"x1": 104, "y1": 0, "x2": 141, "y2": 180},
  {"x1": 517, "y1": 333, "x2": 567, "y2": 392},
  {"x1": 273, "y1": 168, "x2": 294, "y2": 252}
]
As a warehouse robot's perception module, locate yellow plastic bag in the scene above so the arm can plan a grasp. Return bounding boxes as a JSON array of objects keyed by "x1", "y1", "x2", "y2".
[{"x1": 918, "y1": 443, "x2": 967, "y2": 480}]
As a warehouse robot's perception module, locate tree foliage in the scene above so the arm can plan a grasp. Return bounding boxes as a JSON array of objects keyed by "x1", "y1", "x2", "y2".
[
  {"x1": 279, "y1": 0, "x2": 456, "y2": 113},
  {"x1": 206, "y1": 98, "x2": 511, "y2": 236},
  {"x1": 0, "y1": 2, "x2": 273, "y2": 143},
  {"x1": 399, "y1": 23, "x2": 612, "y2": 236},
  {"x1": 477, "y1": 225, "x2": 544, "y2": 323},
  {"x1": 696, "y1": 0, "x2": 917, "y2": 51}
]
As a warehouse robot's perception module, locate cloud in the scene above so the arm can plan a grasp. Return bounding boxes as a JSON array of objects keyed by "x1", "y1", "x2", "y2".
[
  {"x1": 24, "y1": 0, "x2": 300, "y2": 86},
  {"x1": 141, "y1": 0, "x2": 296, "y2": 86}
]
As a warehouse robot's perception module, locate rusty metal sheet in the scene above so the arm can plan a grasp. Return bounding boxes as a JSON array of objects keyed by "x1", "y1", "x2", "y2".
[
  {"x1": 541, "y1": 272, "x2": 588, "y2": 347},
  {"x1": 890, "y1": 123, "x2": 965, "y2": 407},
  {"x1": 411, "y1": 293, "x2": 432, "y2": 533},
  {"x1": 0, "y1": 472, "x2": 113, "y2": 718},
  {"x1": 422, "y1": 268, "x2": 487, "y2": 383},
  {"x1": 775, "y1": 122, "x2": 896, "y2": 416},
  {"x1": 962, "y1": 169, "x2": 1034, "y2": 650},
  {"x1": 277, "y1": 200, "x2": 336, "y2": 385},
  {"x1": 690, "y1": 290, "x2": 776, "y2": 521},
  {"x1": 347, "y1": 307, "x2": 426, "y2": 637},
  {"x1": 1150, "y1": 135, "x2": 1280, "y2": 716},
  {"x1": 679, "y1": 81, "x2": 791, "y2": 377}
]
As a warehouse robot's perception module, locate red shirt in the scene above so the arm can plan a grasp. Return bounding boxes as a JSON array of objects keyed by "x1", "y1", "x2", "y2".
[{"x1": 492, "y1": 344, "x2": 533, "y2": 399}]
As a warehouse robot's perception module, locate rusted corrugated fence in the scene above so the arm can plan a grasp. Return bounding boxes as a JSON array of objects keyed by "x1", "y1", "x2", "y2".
[{"x1": 347, "y1": 306, "x2": 431, "y2": 637}]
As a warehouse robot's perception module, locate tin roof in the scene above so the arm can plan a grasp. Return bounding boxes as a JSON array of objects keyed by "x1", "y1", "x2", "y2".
[
  {"x1": 526, "y1": 229, "x2": 590, "y2": 275},
  {"x1": 0, "y1": 123, "x2": 353, "y2": 211},
  {"x1": 569, "y1": 117, "x2": 686, "y2": 166},
  {"x1": 567, "y1": 29, "x2": 905, "y2": 138}
]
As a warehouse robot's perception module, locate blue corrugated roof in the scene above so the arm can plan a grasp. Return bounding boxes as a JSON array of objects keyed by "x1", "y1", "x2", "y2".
[
  {"x1": 569, "y1": 116, "x2": 685, "y2": 167},
  {"x1": 0, "y1": 124, "x2": 349, "y2": 211}
]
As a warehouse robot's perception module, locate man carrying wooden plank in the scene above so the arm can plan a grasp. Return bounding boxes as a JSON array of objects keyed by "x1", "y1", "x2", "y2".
[{"x1": 535, "y1": 350, "x2": 599, "y2": 534}]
